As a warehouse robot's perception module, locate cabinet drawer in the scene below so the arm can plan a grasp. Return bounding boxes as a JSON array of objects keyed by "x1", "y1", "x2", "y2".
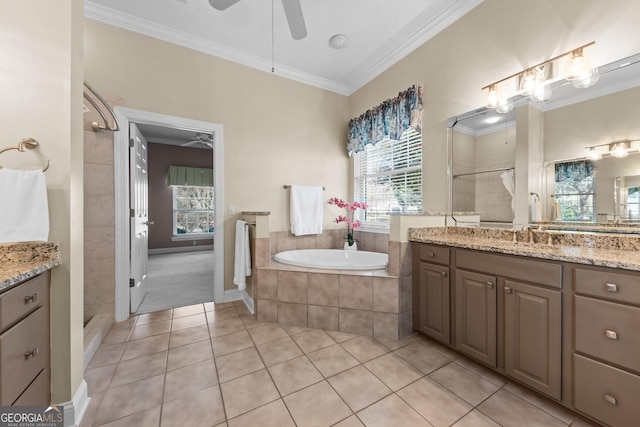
[
  {"x1": 575, "y1": 295, "x2": 640, "y2": 373},
  {"x1": 574, "y1": 354, "x2": 640, "y2": 427},
  {"x1": 418, "y1": 244, "x2": 449, "y2": 265},
  {"x1": 574, "y1": 267, "x2": 640, "y2": 305},
  {"x1": 0, "y1": 306, "x2": 49, "y2": 405},
  {"x1": 456, "y1": 249, "x2": 561, "y2": 288},
  {"x1": 0, "y1": 271, "x2": 49, "y2": 331},
  {"x1": 12, "y1": 368, "x2": 49, "y2": 406}
]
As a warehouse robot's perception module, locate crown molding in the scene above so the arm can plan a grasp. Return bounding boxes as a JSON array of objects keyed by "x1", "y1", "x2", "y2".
[
  {"x1": 344, "y1": 0, "x2": 484, "y2": 94},
  {"x1": 84, "y1": 2, "x2": 350, "y2": 95},
  {"x1": 454, "y1": 120, "x2": 516, "y2": 137},
  {"x1": 84, "y1": 0, "x2": 482, "y2": 96}
]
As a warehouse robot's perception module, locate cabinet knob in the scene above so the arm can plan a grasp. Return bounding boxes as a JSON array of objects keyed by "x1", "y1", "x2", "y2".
[
  {"x1": 486, "y1": 282, "x2": 494, "y2": 289},
  {"x1": 440, "y1": 271, "x2": 447, "y2": 277},
  {"x1": 605, "y1": 283, "x2": 618, "y2": 293},
  {"x1": 428, "y1": 252, "x2": 435, "y2": 257},
  {"x1": 504, "y1": 287, "x2": 513, "y2": 294},
  {"x1": 604, "y1": 394, "x2": 617, "y2": 406},
  {"x1": 605, "y1": 329, "x2": 618, "y2": 340},
  {"x1": 24, "y1": 293, "x2": 38, "y2": 303},
  {"x1": 24, "y1": 347, "x2": 39, "y2": 359}
]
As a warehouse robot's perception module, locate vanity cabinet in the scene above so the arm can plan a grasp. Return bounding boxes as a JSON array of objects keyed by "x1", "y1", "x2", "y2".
[
  {"x1": 412, "y1": 244, "x2": 450, "y2": 345},
  {"x1": 573, "y1": 266, "x2": 640, "y2": 427},
  {"x1": 455, "y1": 249, "x2": 562, "y2": 400},
  {"x1": 454, "y1": 269, "x2": 496, "y2": 366},
  {"x1": 0, "y1": 271, "x2": 51, "y2": 405}
]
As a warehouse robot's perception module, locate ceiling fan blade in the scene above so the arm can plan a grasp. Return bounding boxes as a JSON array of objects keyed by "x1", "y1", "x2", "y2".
[
  {"x1": 181, "y1": 141, "x2": 200, "y2": 147},
  {"x1": 281, "y1": 0, "x2": 307, "y2": 40},
  {"x1": 208, "y1": 0, "x2": 241, "y2": 11}
]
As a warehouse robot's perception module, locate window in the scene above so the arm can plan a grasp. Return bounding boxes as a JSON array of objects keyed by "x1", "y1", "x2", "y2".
[
  {"x1": 353, "y1": 128, "x2": 422, "y2": 228},
  {"x1": 173, "y1": 185, "x2": 214, "y2": 236},
  {"x1": 626, "y1": 187, "x2": 639, "y2": 219},
  {"x1": 554, "y1": 160, "x2": 595, "y2": 221}
]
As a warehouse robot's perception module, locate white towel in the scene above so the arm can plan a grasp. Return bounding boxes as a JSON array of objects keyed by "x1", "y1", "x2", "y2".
[
  {"x1": 290, "y1": 185, "x2": 323, "y2": 236},
  {"x1": 233, "y1": 220, "x2": 251, "y2": 291},
  {"x1": 0, "y1": 168, "x2": 49, "y2": 244},
  {"x1": 530, "y1": 200, "x2": 542, "y2": 222}
]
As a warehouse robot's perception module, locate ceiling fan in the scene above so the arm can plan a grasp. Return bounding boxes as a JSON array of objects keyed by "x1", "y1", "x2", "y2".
[
  {"x1": 208, "y1": 0, "x2": 307, "y2": 40},
  {"x1": 181, "y1": 133, "x2": 213, "y2": 149}
]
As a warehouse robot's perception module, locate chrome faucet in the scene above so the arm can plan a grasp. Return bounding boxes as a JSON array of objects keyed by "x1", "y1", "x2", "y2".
[{"x1": 521, "y1": 224, "x2": 535, "y2": 243}]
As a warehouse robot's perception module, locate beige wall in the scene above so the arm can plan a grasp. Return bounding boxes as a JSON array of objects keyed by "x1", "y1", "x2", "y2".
[
  {"x1": 1, "y1": 0, "x2": 85, "y2": 404},
  {"x1": 348, "y1": 0, "x2": 640, "y2": 212},
  {"x1": 83, "y1": 20, "x2": 349, "y2": 291}
]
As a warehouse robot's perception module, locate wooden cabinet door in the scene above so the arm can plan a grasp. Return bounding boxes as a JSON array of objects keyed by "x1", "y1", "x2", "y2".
[
  {"x1": 455, "y1": 269, "x2": 497, "y2": 367},
  {"x1": 504, "y1": 280, "x2": 561, "y2": 400},
  {"x1": 416, "y1": 262, "x2": 450, "y2": 345}
]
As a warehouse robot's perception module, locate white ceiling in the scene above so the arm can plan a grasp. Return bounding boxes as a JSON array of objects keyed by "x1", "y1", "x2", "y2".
[{"x1": 84, "y1": 0, "x2": 483, "y2": 96}]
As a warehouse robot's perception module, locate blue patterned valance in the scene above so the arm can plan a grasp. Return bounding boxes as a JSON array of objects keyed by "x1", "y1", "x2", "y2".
[
  {"x1": 554, "y1": 160, "x2": 595, "y2": 182},
  {"x1": 347, "y1": 84, "x2": 423, "y2": 156}
]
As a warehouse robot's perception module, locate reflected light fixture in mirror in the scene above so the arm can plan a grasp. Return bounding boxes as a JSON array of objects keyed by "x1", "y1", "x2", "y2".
[
  {"x1": 585, "y1": 139, "x2": 637, "y2": 160},
  {"x1": 586, "y1": 147, "x2": 602, "y2": 161},
  {"x1": 610, "y1": 141, "x2": 630, "y2": 158}
]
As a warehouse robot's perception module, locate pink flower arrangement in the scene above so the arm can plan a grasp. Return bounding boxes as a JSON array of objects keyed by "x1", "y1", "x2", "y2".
[{"x1": 328, "y1": 197, "x2": 368, "y2": 247}]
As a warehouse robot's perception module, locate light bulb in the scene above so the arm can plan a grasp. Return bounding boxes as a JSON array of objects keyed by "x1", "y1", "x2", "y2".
[
  {"x1": 486, "y1": 84, "x2": 499, "y2": 108},
  {"x1": 572, "y1": 66, "x2": 600, "y2": 88},
  {"x1": 530, "y1": 82, "x2": 552, "y2": 102},
  {"x1": 519, "y1": 68, "x2": 541, "y2": 97},
  {"x1": 586, "y1": 147, "x2": 601, "y2": 161},
  {"x1": 610, "y1": 143, "x2": 629, "y2": 158},
  {"x1": 565, "y1": 48, "x2": 591, "y2": 81},
  {"x1": 495, "y1": 97, "x2": 514, "y2": 113}
]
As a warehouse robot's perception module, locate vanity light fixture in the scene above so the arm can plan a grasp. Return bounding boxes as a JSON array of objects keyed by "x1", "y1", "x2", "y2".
[{"x1": 482, "y1": 41, "x2": 597, "y2": 111}]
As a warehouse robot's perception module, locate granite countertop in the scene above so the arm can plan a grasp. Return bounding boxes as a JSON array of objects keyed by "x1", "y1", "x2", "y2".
[
  {"x1": 0, "y1": 242, "x2": 61, "y2": 291},
  {"x1": 409, "y1": 227, "x2": 640, "y2": 271}
]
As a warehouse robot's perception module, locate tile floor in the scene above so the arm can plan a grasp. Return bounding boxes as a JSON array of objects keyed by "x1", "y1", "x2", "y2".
[{"x1": 80, "y1": 301, "x2": 599, "y2": 427}]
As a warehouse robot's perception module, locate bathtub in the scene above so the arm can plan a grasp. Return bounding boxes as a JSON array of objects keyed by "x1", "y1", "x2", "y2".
[{"x1": 274, "y1": 249, "x2": 388, "y2": 270}]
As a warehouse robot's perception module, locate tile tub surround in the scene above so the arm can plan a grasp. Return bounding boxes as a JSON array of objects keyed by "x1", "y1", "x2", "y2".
[
  {"x1": 255, "y1": 264, "x2": 413, "y2": 340},
  {"x1": 0, "y1": 241, "x2": 60, "y2": 290},
  {"x1": 409, "y1": 226, "x2": 640, "y2": 271}
]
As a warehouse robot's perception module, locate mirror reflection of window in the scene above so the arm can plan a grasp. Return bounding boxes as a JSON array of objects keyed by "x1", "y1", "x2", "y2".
[
  {"x1": 626, "y1": 187, "x2": 639, "y2": 219},
  {"x1": 554, "y1": 160, "x2": 595, "y2": 221}
]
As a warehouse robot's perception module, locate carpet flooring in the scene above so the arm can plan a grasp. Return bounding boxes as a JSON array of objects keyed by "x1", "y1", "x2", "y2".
[{"x1": 135, "y1": 251, "x2": 215, "y2": 314}]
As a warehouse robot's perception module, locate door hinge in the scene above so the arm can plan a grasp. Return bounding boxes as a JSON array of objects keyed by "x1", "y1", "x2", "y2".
[
  {"x1": 130, "y1": 208, "x2": 135, "y2": 218},
  {"x1": 129, "y1": 278, "x2": 135, "y2": 288},
  {"x1": 129, "y1": 138, "x2": 135, "y2": 148}
]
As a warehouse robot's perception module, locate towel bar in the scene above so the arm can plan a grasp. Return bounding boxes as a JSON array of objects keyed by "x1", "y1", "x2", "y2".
[{"x1": 0, "y1": 138, "x2": 50, "y2": 172}]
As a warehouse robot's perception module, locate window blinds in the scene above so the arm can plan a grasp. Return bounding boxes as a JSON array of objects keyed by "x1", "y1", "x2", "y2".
[
  {"x1": 353, "y1": 128, "x2": 422, "y2": 226},
  {"x1": 168, "y1": 166, "x2": 214, "y2": 187}
]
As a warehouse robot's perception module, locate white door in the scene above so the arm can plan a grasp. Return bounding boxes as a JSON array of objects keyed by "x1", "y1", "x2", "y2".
[{"x1": 130, "y1": 123, "x2": 150, "y2": 312}]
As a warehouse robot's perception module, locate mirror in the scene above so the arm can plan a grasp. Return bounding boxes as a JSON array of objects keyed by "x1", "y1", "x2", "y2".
[
  {"x1": 448, "y1": 51, "x2": 640, "y2": 230},
  {"x1": 450, "y1": 108, "x2": 516, "y2": 227}
]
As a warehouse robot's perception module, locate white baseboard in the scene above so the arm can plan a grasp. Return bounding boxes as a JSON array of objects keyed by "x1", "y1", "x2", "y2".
[
  {"x1": 148, "y1": 245, "x2": 213, "y2": 255},
  {"x1": 54, "y1": 379, "x2": 89, "y2": 427},
  {"x1": 224, "y1": 289, "x2": 254, "y2": 314}
]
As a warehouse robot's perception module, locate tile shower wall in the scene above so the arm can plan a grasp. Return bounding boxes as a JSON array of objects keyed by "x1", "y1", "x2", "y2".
[{"x1": 83, "y1": 94, "x2": 123, "y2": 324}]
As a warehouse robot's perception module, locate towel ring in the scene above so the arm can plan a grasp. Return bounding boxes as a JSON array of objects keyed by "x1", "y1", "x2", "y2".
[{"x1": 0, "y1": 138, "x2": 50, "y2": 172}]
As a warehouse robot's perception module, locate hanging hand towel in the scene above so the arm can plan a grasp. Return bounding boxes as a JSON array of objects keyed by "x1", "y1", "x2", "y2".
[
  {"x1": 0, "y1": 168, "x2": 49, "y2": 244},
  {"x1": 233, "y1": 220, "x2": 251, "y2": 291},
  {"x1": 290, "y1": 185, "x2": 323, "y2": 236}
]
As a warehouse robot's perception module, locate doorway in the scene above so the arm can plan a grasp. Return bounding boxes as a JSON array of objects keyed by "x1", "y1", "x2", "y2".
[{"x1": 113, "y1": 107, "x2": 224, "y2": 322}]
